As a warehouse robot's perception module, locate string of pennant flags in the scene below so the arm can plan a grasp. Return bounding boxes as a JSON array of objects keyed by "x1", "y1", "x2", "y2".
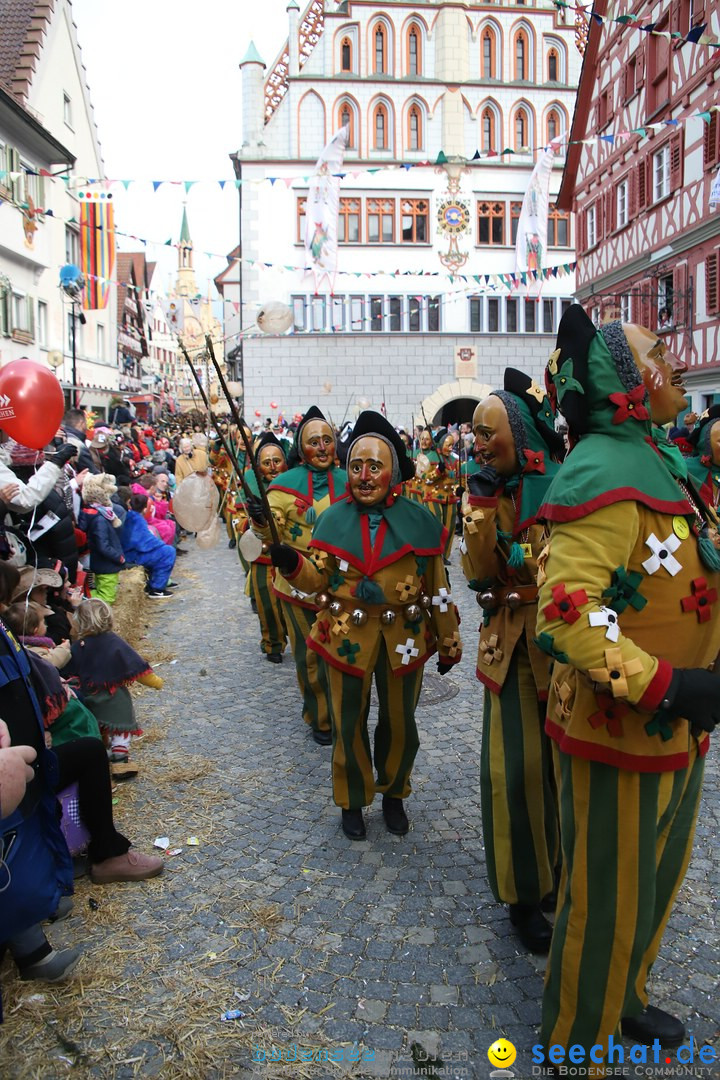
[
  {"x1": 0, "y1": 104, "x2": 718, "y2": 196},
  {"x1": 550, "y1": 0, "x2": 717, "y2": 46}
]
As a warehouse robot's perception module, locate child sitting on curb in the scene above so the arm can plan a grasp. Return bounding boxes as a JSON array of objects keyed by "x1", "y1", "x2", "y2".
[
  {"x1": 117, "y1": 488, "x2": 176, "y2": 599},
  {"x1": 62, "y1": 599, "x2": 163, "y2": 780}
]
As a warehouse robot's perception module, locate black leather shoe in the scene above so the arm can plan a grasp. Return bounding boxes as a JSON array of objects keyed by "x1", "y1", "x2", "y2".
[
  {"x1": 621, "y1": 1006, "x2": 685, "y2": 1048},
  {"x1": 312, "y1": 728, "x2": 332, "y2": 745},
  {"x1": 341, "y1": 809, "x2": 366, "y2": 841},
  {"x1": 382, "y1": 796, "x2": 409, "y2": 835},
  {"x1": 508, "y1": 903, "x2": 553, "y2": 954},
  {"x1": 250, "y1": 599, "x2": 258, "y2": 614},
  {"x1": 540, "y1": 890, "x2": 557, "y2": 914},
  {"x1": 266, "y1": 653, "x2": 282, "y2": 664}
]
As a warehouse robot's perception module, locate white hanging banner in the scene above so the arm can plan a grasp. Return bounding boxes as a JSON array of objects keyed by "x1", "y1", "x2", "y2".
[
  {"x1": 514, "y1": 135, "x2": 565, "y2": 289},
  {"x1": 304, "y1": 125, "x2": 349, "y2": 291}
]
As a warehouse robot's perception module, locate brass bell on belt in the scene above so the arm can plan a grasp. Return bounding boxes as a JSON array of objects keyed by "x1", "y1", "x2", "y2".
[
  {"x1": 506, "y1": 591, "x2": 522, "y2": 610},
  {"x1": 329, "y1": 600, "x2": 343, "y2": 617},
  {"x1": 351, "y1": 608, "x2": 368, "y2": 627},
  {"x1": 404, "y1": 604, "x2": 421, "y2": 622},
  {"x1": 419, "y1": 594, "x2": 431, "y2": 609},
  {"x1": 380, "y1": 609, "x2": 396, "y2": 625},
  {"x1": 261, "y1": 542, "x2": 269, "y2": 554},
  {"x1": 316, "y1": 593, "x2": 331, "y2": 610},
  {"x1": 477, "y1": 590, "x2": 496, "y2": 610}
]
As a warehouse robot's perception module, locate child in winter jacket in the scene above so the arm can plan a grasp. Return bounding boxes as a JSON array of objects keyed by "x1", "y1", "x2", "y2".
[
  {"x1": 3, "y1": 601, "x2": 71, "y2": 668},
  {"x1": 78, "y1": 474, "x2": 125, "y2": 604},
  {"x1": 62, "y1": 598, "x2": 163, "y2": 779},
  {"x1": 118, "y1": 490, "x2": 176, "y2": 598}
]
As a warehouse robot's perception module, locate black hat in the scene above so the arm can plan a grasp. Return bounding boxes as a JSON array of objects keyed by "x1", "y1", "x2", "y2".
[
  {"x1": 293, "y1": 405, "x2": 331, "y2": 460},
  {"x1": 255, "y1": 431, "x2": 286, "y2": 457},
  {"x1": 546, "y1": 303, "x2": 597, "y2": 435},
  {"x1": 348, "y1": 410, "x2": 414, "y2": 482},
  {"x1": 504, "y1": 367, "x2": 565, "y2": 458},
  {"x1": 689, "y1": 404, "x2": 720, "y2": 448},
  {"x1": 434, "y1": 427, "x2": 449, "y2": 450}
]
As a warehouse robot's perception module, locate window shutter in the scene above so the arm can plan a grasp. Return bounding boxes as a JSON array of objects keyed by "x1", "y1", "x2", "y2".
[
  {"x1": 636, "y1": 158, "x2": 648, "y2": 210},
  {"x1": 636, "y1": 277, "x2": 653, "y2": 326},
  {"x1": 703, "y1": 113, "x2": 717, "y2": 170},
  {"x1": 706, "y1": 253, "x2": 719, "y2": 314},
  {"x1": 576, "y1": 209, "x2": 585, "y2": 253},
  {"x1": 670, "y1": 130, "x2": 683, "y2": 191},
  {"x1": 606, "y1": 187, "x2": 616, "y2": 233},
  {"x1": 26, "y1": 296, "x2": 34, "y2": 340},
  {"x1": 9, "y1": 147, "x2": 20, "y2": 203},
  {"x1": 636, "y1": 47, "x2": 645, "y2": 89},
  {"x1": 0, "y1": 288, "x2": 9, "y2": 337},
  {"x1": 674, "y1": 261, "x2": 688, "y2": 326},
  {"x1": 37, "y1": 173, "x2": 45, "y2": 214},
  {"x1": 670, "y1": 0, "x2": 681, "y2": 34}
]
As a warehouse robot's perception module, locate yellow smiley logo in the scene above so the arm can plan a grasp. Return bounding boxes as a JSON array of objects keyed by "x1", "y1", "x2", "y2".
[{"x1": 488, "y1": 1039, "x2": 517, "y2": 1069}]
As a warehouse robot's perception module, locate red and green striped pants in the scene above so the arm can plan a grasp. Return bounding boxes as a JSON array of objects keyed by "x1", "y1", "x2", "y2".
[
  {"x1": 250, "y1": 563, "x2": 287, "y2": 657},
  {"x1": 280, "y1": 599, "x2": 330, "y2": 734}
]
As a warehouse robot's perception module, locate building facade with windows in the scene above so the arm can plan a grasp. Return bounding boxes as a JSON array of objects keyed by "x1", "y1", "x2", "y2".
[
  {"x1": 220, "y1": 0, "x2": 580, "y2": 425},
  {"x1": 558, "y1": 0, "x2": 720, "y2": 411},
  {"x1": 0, "y1": 0, "x2": 118, "y2": 417}
]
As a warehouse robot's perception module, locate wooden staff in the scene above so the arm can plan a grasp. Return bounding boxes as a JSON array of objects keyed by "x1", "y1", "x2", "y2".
[
  {"x1": 204, "y1": 334, "x2": 281, "y2": 545},
  {"x1": 177, "y1": 340, "x2": 256, "y2": 506}
]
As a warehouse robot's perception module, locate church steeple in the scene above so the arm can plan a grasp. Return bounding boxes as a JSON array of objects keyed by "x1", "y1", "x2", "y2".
[{"x1": 176, "y1": 203, "x2": 198, "y2": 297}]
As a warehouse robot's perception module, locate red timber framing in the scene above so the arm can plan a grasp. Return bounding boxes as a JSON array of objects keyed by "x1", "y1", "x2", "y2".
[{"x1": 558, "y1": 0, "x2": 720, "y2": 381}]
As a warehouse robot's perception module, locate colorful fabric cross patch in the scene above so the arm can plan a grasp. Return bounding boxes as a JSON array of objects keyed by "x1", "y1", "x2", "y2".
[
  {"x1": 552, "y1": 358, "x2": 584, "y2": 403},
  {"x1": 395, "y1": 638, "x2": 420, "y2": 665},
  {"x1": 543, "y1": 583, "x2": 588, "y2": 624},
  {"x1": 642, "y1": 532, "x2": 682, "y2": 577},
  {"x1": 415, "y1": 556, "x2": 428, "y2": 577},
  {"x1": 288, "y1": 521, "x2": 303, "y2": 541},
  {"x1": 294, "y1": 498, "x2": 308, "y2": 515},
  {"x1": 338, "y1": 559, "x2": 349, "y2": 572},
  {"x1": 533, "y1": 632, "x2": 568, "y2": 663},
  {"x1": 331, "y1": 612, "x2": 350, "y2": 637},
  {"x1": 553, "y1": 680, "x2": 574, "y2": 721},
  {"x1": 479, "y1": 633, "x2": 503, "y2": 664},
  {"x1": 525, "y1": 379, "x2": 547, "y2": 404},
  {"x1": 608, "y1": 384, "x2": 649, "y2": 425},
  {"x1": 395, "y1": 575, "x2": 419, "y2": 602},
  {"x1": 588, "y1": 606, "x2": 621, "y2": 642},
  {"x1": 310, "y1": 549, "x2": 328, "y2": 570},
  {"x1": 316, "y1": 619, "x2": 331, "y2": 643},
  {"x1": 337, "y1": 639, "x2": 360, "y2": 664},
  {"x1": 327, "y1": 570, "x2": 346, "y2": 591},
  {"x1": 464, "y1": 509, "x2": 485, "y2": 534},
  {"x1": 442, "y1": 631, "x2": 461, "y2": 658},
  {"x1": 588, "y1": 647, "x2": 644, "y2": 697},
  {"x1": 644, "y1": 711, "x2": 675, "y2": 742},
  {"x1": 680, "y1": 577, "x2": 718, "y2": 623},
  {"x1": 432, "y1": 587, "x2": 453, "y2": 613},
  {"x1": 547, "y1": 348, "x2": 562, "y2": 377},
  {"x1": 603, "y1": 566, "x2": 647, "y2": 613},
  {"x1": 522, "y1": 449, "x2": 545, "y2": 474},
  {"x1": 588, "y1": 693, "x2": 629, "y2": 738}
]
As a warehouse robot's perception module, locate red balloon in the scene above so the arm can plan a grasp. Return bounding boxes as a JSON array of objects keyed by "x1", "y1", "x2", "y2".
[
  {"x1": 270, "y1": 401, "x2": 278, "y2": 409},
  {"x1": 254, "y1": 409, "x2": 261, "y2": 417},
  {"x1": 0, "y1": 359, "x2": 65, "y2": 449}
]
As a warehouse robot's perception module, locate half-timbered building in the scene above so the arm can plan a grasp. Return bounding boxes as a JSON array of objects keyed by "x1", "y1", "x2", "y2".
[{"x1": 558, "y1": 0, "x2": 720, "y2": 410}]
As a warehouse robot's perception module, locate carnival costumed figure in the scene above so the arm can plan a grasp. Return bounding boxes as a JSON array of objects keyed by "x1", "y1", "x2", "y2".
[
  {"x1": 268, "y1": 411, "x2": 463, "y2": 840},
  {"x1": 209, "y1": 428, "x2": 236, "y2": 547},
  {"x1": 242, "y1": 432, "x2": 288, "y2": 664},
  {"x1": 250, "y1": 407, "x2": 347, "y2": 744},
  {"x1": 421, "y1": 428, "x2": 459, "y2": 561},
  {"x1": 536, "y1": 306, "x2": 720, "y2": 1062},
  {"x1": 460, "y1": 369, "x2": 564, "y2": 953},
  {"x1": 686, "y1": 404, "x2": 720, "y2": 510},
  {"x1": 407, "y1": 426, "x2": 436, "y2": 504}
]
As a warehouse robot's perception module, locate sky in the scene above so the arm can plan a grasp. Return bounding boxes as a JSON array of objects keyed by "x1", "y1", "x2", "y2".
[{"x1": 70, "y1": 0, "x2": 292, "y2": 299}]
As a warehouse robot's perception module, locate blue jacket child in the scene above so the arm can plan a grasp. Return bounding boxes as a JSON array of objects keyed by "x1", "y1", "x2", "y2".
[
  {"x1": 78, "y1": 474, "x2": 125, "y2": 603},
  {"x1": 119, "y1": 492, "x2": 175, "y2": 594}
]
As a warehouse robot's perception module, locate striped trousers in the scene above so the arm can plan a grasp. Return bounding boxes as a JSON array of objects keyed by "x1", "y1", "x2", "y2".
[
  {"x1": 250, "y1": 563, "x2": 287, "y2": 657},
  {"x1": 542, "y1": 740, "x2": 704, "y2": 1062},
  {"x1": 481, "y1": 640, "x2": 559, "y2": 906},
  {"x1": 281, "y1": 599, "x2": 330, "y2": 734},
  {"x1": 326, "y1": 639, "x2": 423, "y2": 810},
  {"x1": 425, "y1": 499, "x2": 457, "y2": 559}
]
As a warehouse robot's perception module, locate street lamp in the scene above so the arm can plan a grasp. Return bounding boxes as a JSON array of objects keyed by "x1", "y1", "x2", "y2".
[{"x1": 59, "y1": 264, "x2": 86, "y2": 408}]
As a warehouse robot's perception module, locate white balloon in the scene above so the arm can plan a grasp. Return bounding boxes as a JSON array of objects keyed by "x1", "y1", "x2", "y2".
[
  {"x1": 196, "y1": 516, "x2": 220, "y2": 550},
  {"x1": 172, "y1": 474, "x2": 219, "y2": 533},
  {"x1": 257, "y1": 301, "x2": 293, "y2": 334}
]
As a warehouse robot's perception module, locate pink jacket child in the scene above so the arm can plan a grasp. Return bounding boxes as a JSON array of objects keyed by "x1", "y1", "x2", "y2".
[{"x1": 130, "y1": 481, "x2": 176, "y2": 546}]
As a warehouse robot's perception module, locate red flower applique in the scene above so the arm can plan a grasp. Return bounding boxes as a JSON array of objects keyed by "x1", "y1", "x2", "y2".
[
  {"x1": 317, "y1": 619, "x2": 331, "y2": 643},
  {"x1": 522, "y1": 449, "x2": 546, "y2": 474},
  {"x1": 608, "y1": 384, "x2": 650, "y2": 425},
  {"x1": 294, "y1": 498, "x2": 308, "y2": 516},
  {"x1": 543, "y1": 583, "x2": 588, "y2": 624},
  {"x1": 588, "y1": 693, "x2": 629, "y2": 737},
  {"x1": 681, "y1": 577, "x2": 718, "y2": 624}
]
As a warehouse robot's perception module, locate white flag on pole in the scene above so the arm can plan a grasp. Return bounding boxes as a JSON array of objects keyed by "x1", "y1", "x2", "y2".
[
  {"x1": 514, "y1": 136, "x2": 565, "y2": 288},
  {"x1": 304, "y1": 126, "x2": 349, "y2": 289}
]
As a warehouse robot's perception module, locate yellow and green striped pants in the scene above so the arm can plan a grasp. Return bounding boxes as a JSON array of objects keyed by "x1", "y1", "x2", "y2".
[
  {"x1": 481, "y1": 639, "x2": 559, "y2": 905},
  {"x1": 250, "y1": 562, "x2": 287, "y2": 657},
  {"x1": 425, "y1": 499, "x2": 457, "y2": 560},
  {"x1": 281, "y1": 599, "x2": 330, "y2": 734},
  {"x1": 326, "y1": 638, "x2": 423, "y2": 810},
  {"x1": 542, "y1": 740, "x2": 704, "y2": 1062}
]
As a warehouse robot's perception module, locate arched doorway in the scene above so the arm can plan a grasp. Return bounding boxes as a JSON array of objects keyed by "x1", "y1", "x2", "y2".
[{"x1": 419, "y1": 379, "x2": 493, "y2": 428}]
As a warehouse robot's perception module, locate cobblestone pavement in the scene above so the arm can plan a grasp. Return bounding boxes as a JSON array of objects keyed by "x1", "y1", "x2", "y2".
[{"x1": 7, "y1": 535, "x2": 718, "y2": 1079}]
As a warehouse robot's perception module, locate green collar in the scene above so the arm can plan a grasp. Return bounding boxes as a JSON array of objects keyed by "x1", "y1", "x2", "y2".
[{"x1": 312, "y1": 494, "x2": 445, "y2": 572}]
